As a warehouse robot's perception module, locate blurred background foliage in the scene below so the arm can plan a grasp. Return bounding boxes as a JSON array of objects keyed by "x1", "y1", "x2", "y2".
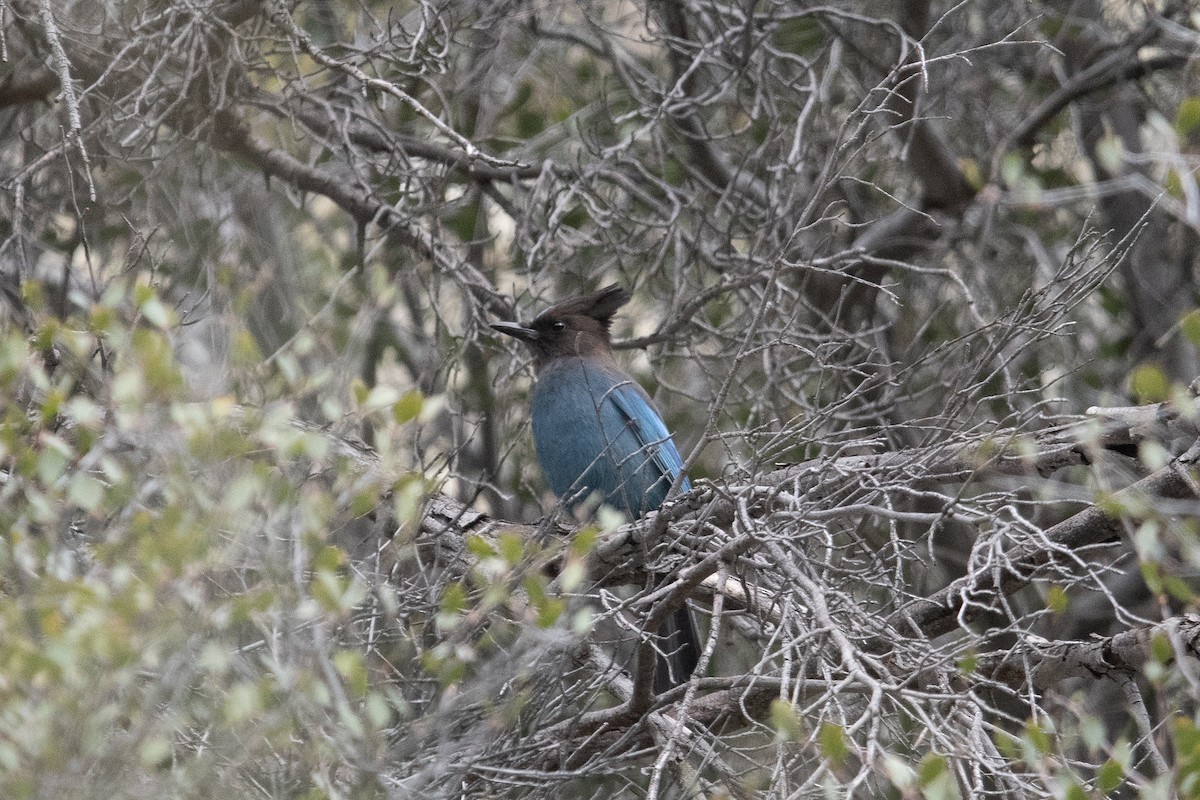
[{"x1": 1, "y1": 0, "x2": 1200, "y2": 797}]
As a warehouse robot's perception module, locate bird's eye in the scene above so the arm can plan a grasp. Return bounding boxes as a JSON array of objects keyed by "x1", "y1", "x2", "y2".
[{"x1": 551, "y1": 321, "x2": 565, "y2": 331}]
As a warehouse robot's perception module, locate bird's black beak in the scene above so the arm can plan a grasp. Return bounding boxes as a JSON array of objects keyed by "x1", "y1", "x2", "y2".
[{"x1": 490, "y1": 321, "x2": 539, "y2": 343}]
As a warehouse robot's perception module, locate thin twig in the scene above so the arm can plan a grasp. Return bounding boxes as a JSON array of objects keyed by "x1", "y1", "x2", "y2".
[
  {"x1": 266, "y1": 0, "x2": 526, "y2": 172},
  {"x1": 37, "y1": 0, "x2": 95, "y2": 201}
]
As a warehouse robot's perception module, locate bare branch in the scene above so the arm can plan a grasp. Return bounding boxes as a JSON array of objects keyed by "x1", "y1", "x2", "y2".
[
  {"x1": 265, "y1": 0, "x2": 525, "y2": 172},
  {"x1": 976, "y1": 614, "x2": 1200, "y2": 689},
  {"x1": 896, "y1": 440, "x2": 1200, "y2": 638}
]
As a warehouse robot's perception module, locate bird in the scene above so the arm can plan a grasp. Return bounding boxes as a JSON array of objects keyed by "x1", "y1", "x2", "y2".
[{"x1": 491, "y1": 284, "x2": 700, "y2": 692}]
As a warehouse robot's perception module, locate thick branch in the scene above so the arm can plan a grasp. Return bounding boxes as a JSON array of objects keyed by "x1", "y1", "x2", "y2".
[
  {"x1": 977, "y1": 614, "x2": 1200, "y2": 689},
  {"x1": 895, "y1": 440, "x2": 1200, "y2": 639},
  {"x1": 1008, "y1": 46, "x2": 1187, "y2": 151},
  {"x1": 286, "y1": 102, "x2": 548, "y2": 181}
]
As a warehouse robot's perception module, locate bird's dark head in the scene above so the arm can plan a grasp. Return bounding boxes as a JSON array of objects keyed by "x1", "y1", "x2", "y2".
[{"x1": 490, "y1": 285, "x2": 630, "y2": 369}]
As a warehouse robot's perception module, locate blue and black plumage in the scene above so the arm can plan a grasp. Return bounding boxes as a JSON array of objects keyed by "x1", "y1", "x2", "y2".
[{"x1": 491, "y1": 285, "x2": 699, "y2": 691}]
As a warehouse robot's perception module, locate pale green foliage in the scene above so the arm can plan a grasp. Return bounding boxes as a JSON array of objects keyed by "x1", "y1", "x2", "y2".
[{"x1": 0, "y1": 285, "x2": 584, "y2": 797}]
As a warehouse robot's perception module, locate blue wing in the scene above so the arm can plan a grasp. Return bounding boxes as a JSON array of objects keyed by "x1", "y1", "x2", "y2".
[{"x1": 606, "y1": 379, "x2": 692, "y2": 498}]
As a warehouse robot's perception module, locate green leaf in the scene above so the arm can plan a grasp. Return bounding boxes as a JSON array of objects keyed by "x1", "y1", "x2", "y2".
[
  {"x1": 1169, "y1": 169, "x2": 1188, "y2": 199},
  {"x1": 1045, "y1": 585, "x2": 1069, "y2": 614},
  {"x1": 392, "y1": 473, "x2": 428, "y2": 525},
  {"x1": 497, "y1": 531, "x2": 524, "y2": 565},
  {"x1": 131, "y1": 329, "x2": 183, "y2": 400},
  {"x1": 1130, "y1": 363, "x2": 1170, "y2": 403},
  {"x1": 1151, "y1": 631, "x2": 1174, "y2": 665},
  {"x1": 818, "y1": 722, "x2": 850, "y2": 766},
  {"x1": 571, "y1": 525, "x2": 599, "y2": 556},
  {"x1": 769, "y1": 699, "x2": 804, "y2": 742},
  {"x1": 231, "y1": 328, "x2": 262, "y2": 366},
  {"x1": 1181, "y1": 309, "x2": 1200, "y2": 346},
  {"x1": 1163, "y1": 574, "x2": 1197, "y2": 603},
  {"x1": 958, "y1": 158, "x2": 984, "y2": 190},
  {"x1": 438, "y1": 581, "x2": 469, "y2": 628},
  {"x1": 917, "y1": 753, "x2": 948, "y2": 786},
  {"x1": 1023, "y1": 718, "x2": 1052, "y2": 755},
  {"x1": 1175, "y1": 717, "x2": 1200, "y2": 797},
  {"x1": 1062, "y1": 779, "x2": 1087, "y2": 800},
  {"x1": 882, "y1": 755, "x2": 916, "y2": 792},
  {"x1": 918, "y1": 753, "x2": 962, "y2": 800},
  {"x1": 465, "y1": 534, "x2": 498, "y2": 559},
  {"x1": 64, "y1": 396, "x2": 104, "y2": 429},
  {"x1": 393, "y1": 389, "x2": 424, "y2": 424},
  {"x1": 1080, "y1": 714, "x2": 1106, "y2": 752},
  {"x1": 522, "y1": 575, "x2": 547, "y2": 605},
  {"x1": 352, "y1": 378, "x2": 369, "y2": 405},
  {"x1": 333, "y1": 649, "x2": 369, "y2": 697},
  {"x1": 312, "y1": 545, "x2": 346, "y2": 572},
  {"x1": 1177, "y1": 97, "x2": 1200, "y2": 139},
  {"x1": 1137, "y1": 440, "x2": 1171, "y2": 471},
  {"x1": 1141, "y1": 561, "x2": 1164, "y2": 596},
  {"x1": 535, "y1": 597, "x2": 565, "y2": 628},
  {"x1": 1097, "y1": 757, "x2": 1124, "y2": 793},
  {"x1": 351, "y1": 486, "x2": 381, "y2": 517}
]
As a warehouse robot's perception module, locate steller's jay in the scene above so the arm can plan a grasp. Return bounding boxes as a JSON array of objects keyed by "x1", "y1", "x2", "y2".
[{"x1": 491, "y1": 285, "x2": 700, "y2": 692}]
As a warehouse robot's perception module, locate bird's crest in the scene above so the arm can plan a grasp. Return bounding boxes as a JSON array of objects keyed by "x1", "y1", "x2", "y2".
[{"x1": 534, "y1": 284, "x2": 630, "y2": 330}]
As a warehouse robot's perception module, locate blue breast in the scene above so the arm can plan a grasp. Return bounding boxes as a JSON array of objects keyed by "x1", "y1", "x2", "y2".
[{"x1": 531, "y1": 359, "x2": 690, "y2": 518}]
